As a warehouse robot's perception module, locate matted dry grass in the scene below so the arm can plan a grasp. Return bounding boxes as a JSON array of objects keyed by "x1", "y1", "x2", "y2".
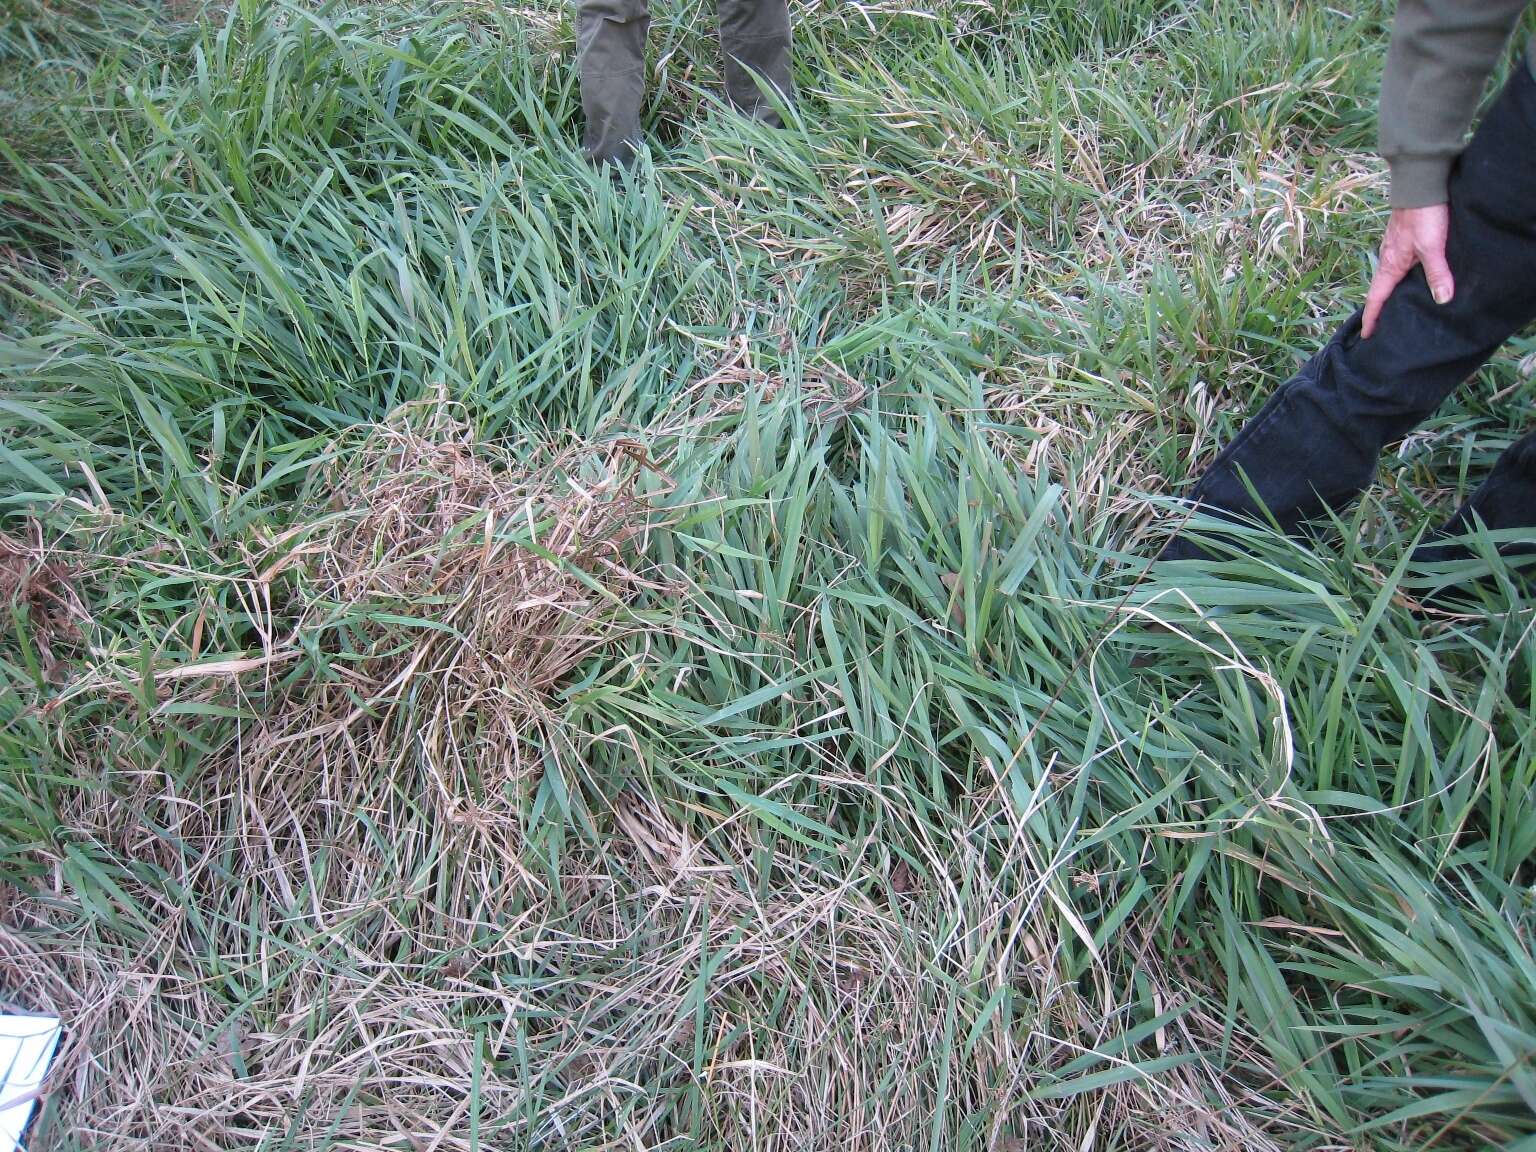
[
  {"x1": 252, "y1": 395, "x2": 673, "y2": 831},
  {"x1": 0, "y1": 522, "x2": 87, "y2": 677},
  {"x1": 2, "y1": 787, "x2": 1294, "y2": 1151}
]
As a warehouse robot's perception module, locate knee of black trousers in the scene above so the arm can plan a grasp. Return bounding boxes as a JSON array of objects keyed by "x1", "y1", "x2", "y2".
[
  {"x1": 1312, "y1": 295, "x2": 1475, "y2": 435},
  {"x1": 1316, "y1": 317, "x2": 1422, "y2": 422}
]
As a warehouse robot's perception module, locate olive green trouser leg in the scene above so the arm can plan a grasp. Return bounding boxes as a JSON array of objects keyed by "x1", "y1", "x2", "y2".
[
  {"x1": 717, "y1": 0, "x2": 792, "y2": 124},
  {"x1": 578, "y1": 0, "x2": 649, "y2": 165}
]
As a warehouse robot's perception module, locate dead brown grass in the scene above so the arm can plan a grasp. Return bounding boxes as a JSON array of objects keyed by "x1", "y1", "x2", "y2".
[
  {"x1": 240, "y1": 396, "x2": 673, "y2": 842},
  {"x1": 0, "y1": 521, "x2": 87, "y2": 676}
]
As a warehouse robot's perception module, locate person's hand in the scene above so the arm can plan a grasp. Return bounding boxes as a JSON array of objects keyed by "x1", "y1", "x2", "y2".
[{"x1": 1362, "y1": 204, "x2": 1453, "y2": 338}]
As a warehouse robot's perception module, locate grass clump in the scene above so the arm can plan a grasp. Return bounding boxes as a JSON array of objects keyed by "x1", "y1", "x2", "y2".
[
  {"x1": 282, "y1": 395, "x2": 669, "y2": 819},
  {"x1": 1, "y1": 1, "x2": 1534, "y2": 1150}
]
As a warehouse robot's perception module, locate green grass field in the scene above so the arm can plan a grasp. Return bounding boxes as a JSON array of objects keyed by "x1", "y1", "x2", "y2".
[{"x1": 1, "y1": 0, "x2": 1534, "y2": 1147}]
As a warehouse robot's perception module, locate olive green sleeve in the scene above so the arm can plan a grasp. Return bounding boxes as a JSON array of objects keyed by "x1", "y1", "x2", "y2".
[{"x1": 1378, "y1": 0, "x2": 1529, "y2": 208}]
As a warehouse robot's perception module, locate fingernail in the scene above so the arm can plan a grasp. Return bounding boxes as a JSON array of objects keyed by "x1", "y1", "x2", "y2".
[{"x1": 1433, "y1": 286, "x2": 1451, "y2": 304}]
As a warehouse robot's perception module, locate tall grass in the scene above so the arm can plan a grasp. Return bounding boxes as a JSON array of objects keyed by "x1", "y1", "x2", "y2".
[{"x1": 1, "y1": 0, "x2": 1533, "y2": 1148}]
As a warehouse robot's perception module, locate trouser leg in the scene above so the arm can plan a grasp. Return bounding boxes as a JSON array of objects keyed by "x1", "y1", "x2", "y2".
[
  {"x1": 1161, "y1": 64, "x2": 1536, "y2": 561},
  {"x1": 578, "y1": 0, "x2": 650, "y2": 165},
  {"x1": 1414, "y1": 428, "x2": 1536, "y2": 564},
  {"x1": 716, "y1": 0, "x2": 792, "y2": 123}
]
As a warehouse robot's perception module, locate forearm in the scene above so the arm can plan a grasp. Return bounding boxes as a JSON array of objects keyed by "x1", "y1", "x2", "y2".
[{"x1": 1379, "y1": 0, "x2": 1528, "y2": 207}]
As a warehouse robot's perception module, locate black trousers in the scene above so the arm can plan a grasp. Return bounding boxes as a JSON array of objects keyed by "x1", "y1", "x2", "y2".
[{"x1": 1161, "y1": 62, "x2": 1536, "y2": 563}]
